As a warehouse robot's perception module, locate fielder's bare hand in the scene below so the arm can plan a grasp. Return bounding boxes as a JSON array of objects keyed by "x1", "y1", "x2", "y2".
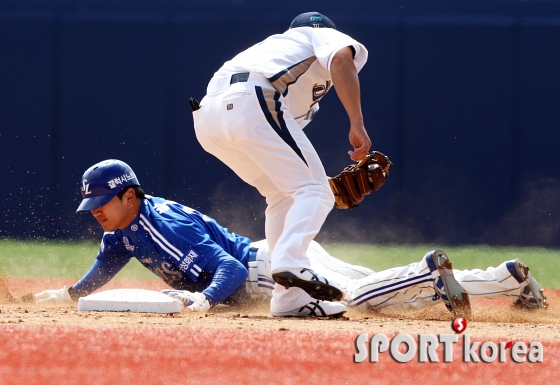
[{"x1": 348, "y1": 124, "x2": 371, "y2": 161}]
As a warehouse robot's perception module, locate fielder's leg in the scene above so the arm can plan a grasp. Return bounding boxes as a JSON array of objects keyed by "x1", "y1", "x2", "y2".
[
  {"x1": 246, "y1": 240, "x2": 347, "y2": 317},
  {"x1": 194, "y1": 81, "x2": 343, "y2": 303}
]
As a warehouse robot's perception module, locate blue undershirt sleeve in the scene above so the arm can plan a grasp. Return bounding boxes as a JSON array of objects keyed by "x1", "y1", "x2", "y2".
[
  {"x1": 200, "y1": 254, "x2": 248, "y2": 306},
  {"x1": 71, "y1": 257, "x2": 130, "y2": 297}
]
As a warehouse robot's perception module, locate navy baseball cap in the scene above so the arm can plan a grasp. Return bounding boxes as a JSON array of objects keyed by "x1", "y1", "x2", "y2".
[
  {"x1": 76, "y1": 159, "x2": 140, "y2": 212},
  {"x1": 289, "y1": 12, "x2": 336, "y2": 30}
]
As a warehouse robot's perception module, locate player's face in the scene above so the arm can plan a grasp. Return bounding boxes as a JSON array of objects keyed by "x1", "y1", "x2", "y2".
[{"x1": 90, "y1": 194, "x2": 134, "y2": 232}]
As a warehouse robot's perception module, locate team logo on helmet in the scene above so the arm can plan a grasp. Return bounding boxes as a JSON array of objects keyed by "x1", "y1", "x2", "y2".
[
  {"x1": 82, "y1": 179, "x2": 91, "y2": 195},
  {"x1": 310, "y1": 16, "x2": 322, "y2": 28}
]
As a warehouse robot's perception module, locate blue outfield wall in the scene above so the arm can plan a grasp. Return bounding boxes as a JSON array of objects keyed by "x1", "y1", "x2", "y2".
[{"x1": 1, "y1": 1, "x2": 560, "y2": 246}]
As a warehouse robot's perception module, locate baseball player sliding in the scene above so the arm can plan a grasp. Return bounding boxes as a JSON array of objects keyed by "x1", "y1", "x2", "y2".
[
  {"x1": 192, "y1": 12, "x2": 372, "y2": 315},
  {"x1": 35, "y1": 159, "x2": 547, "y2": 317}
]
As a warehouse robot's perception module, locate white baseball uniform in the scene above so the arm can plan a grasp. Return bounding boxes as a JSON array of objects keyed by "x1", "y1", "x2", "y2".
[
  {"x1": 246, "y1": 240, "x2": 531, "y2": 312},
  {"x1": 193, "y1": 27, "x2": 368, "y2": 312}
]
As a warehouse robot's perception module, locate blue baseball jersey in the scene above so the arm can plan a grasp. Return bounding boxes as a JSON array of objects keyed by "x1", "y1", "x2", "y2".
[{"x1": 72, "y1": 196, "x2": 253, "y2": 305}]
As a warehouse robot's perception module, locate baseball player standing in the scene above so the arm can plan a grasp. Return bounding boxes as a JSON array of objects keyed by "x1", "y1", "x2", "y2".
[{"x1": 192, "y1": 12, "x2": 371, "y2": 316}]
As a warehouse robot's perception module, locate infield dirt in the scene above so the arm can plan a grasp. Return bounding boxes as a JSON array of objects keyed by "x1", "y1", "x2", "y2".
[{"x1": 1, "y1": 277, "x2": 559, "y2": 340}]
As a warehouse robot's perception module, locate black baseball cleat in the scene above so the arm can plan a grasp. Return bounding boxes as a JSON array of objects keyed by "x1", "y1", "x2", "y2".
[
  {"x1": 272, "y1": 268, "x2": 345, "y2": 301},
  {"x1": 425, "y1": 249, "x2": 472, "y2": 320}
]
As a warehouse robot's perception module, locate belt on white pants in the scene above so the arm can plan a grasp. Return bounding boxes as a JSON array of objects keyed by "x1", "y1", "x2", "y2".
[{"x1": 206, "y1": 72, "x2": 274, "y2": 95}]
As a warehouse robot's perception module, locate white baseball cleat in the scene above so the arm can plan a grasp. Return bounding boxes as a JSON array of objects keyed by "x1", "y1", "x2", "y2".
[
  {"x1": 272, "y1": 268, "x2": 345, "y2": 302},
  {"x1": 271, "y1": 300, "x2": 347, "y2": 318},
  {"x1": 425, "y1": 249, "x2": 472, "y2": 320},
  {"x1": 510, "y1": 259, "x2": 547, "y2": 310}
]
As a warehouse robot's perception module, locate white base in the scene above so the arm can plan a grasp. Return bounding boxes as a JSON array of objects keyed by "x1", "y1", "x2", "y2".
[{"x1": 77, "y1": 289, "x2": 184, "y2": 314}]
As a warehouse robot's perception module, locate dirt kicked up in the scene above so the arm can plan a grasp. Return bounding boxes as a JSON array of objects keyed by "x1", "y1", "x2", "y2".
[{"x1": 0, "y1": 278, "x2": 559, "y2": 384}]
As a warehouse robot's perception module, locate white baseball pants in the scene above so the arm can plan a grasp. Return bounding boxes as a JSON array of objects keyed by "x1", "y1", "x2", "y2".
[{"x1": 193, "y1": 73, "x2": 334, "y2": 311}]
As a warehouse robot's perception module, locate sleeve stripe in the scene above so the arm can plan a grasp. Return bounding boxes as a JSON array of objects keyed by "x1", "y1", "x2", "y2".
[{"x1": 139, "y1": 214, "x2": 183, "y2": 261}]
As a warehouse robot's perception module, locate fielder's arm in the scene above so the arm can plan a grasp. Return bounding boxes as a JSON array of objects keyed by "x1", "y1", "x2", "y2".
[{"x1": 330, "y1": 46, "x2": 371, "y2": 161}]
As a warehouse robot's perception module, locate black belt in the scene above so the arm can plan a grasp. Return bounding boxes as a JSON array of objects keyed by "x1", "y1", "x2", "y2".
[
  {"x1": 230, "y1": 72, "x2": 250, "y2": 84},
  {"x1": 190, "y1": 72, "x2": 251, "y2": 112}
]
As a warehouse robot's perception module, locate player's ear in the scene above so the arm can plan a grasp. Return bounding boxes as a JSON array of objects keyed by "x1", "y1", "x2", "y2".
[{"x1": 124, "y1": 187, "x2": 135, "y2": 205}]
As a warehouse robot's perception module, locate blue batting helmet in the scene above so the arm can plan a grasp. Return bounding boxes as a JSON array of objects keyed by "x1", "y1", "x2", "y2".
[
  {"x1": 289, "y1": 12, "x2": 336, "y2": 30},
  {"x1": 76, "y1": 159, "x2": 140, "y2": 212}
]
